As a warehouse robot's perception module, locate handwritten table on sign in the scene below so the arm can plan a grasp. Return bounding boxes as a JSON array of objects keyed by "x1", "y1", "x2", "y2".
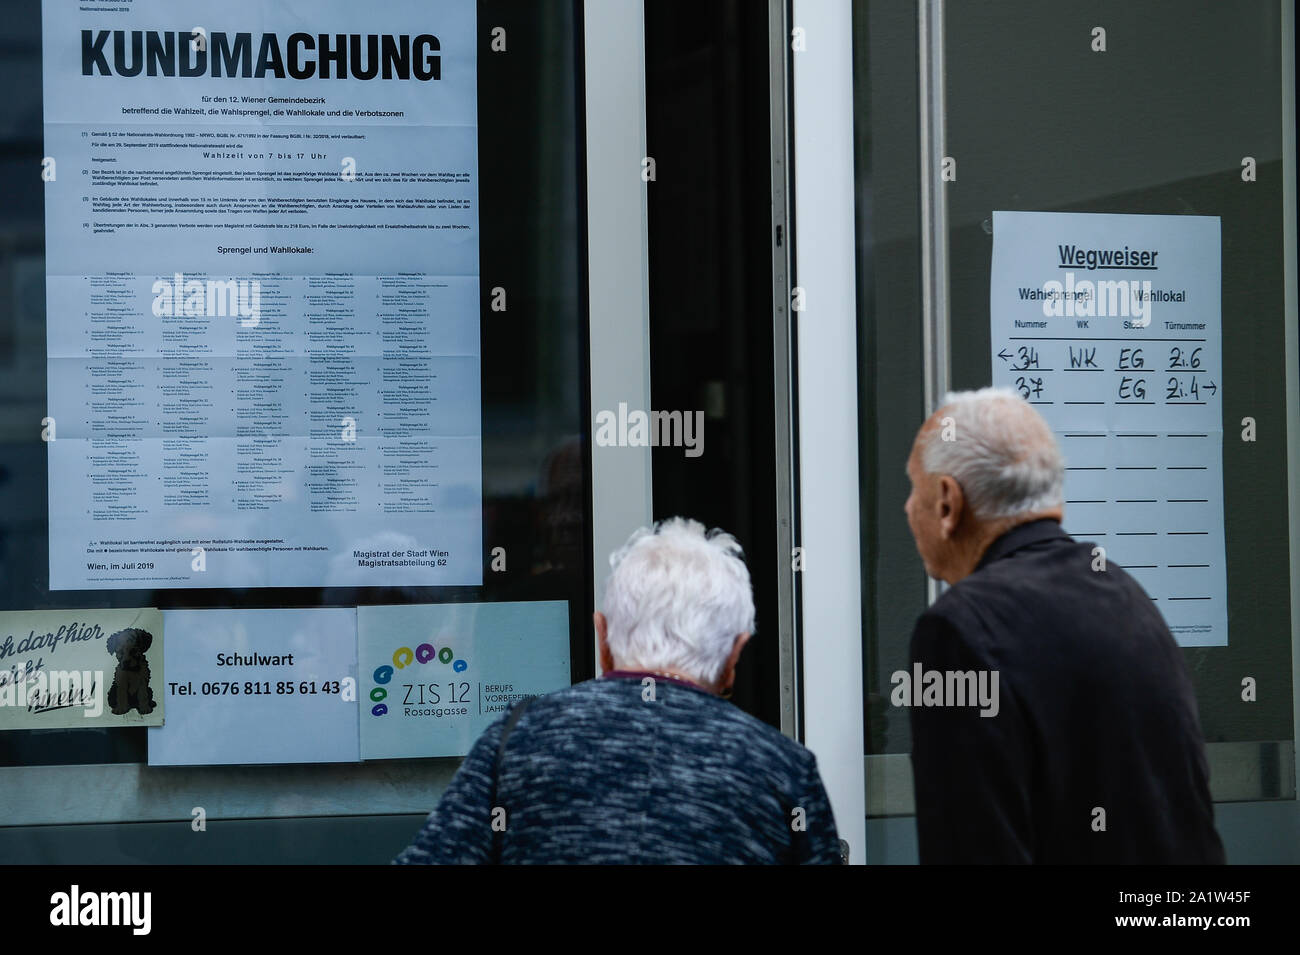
[{"x1": 990, "y1": 211, "x2": 1226, "y2": 647}]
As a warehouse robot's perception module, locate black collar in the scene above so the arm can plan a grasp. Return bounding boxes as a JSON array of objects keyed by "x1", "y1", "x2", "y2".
[{"x1": 973, "y1": 518, "x2": 1068, "y2": 573}]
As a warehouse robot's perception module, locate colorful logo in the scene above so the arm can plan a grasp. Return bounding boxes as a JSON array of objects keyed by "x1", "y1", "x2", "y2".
[{"x1": 368, "y1": 643, "x2": 468, "y2": 716}]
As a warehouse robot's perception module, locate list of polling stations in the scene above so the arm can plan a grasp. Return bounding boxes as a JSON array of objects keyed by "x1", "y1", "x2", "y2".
[{"x1": 41, "y1": 0, "x2": 483, "y2": 591}]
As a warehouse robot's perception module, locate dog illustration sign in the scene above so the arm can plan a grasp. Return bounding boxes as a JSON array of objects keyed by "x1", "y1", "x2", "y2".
[{"x1": 0, "y1": 607, "x2": 164, "y2": 730}]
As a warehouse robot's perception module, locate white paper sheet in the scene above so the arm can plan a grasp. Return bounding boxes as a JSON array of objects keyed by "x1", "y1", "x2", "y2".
[
  {"x1": 41, "y1": 0, "x2": 482, "y2": 590},
  {"x1": 147, "y1": 607, "x2": 358, "y2": 765},
  {"x1": 990, "y1": 210, "x2": 1227, "y2": 647}
]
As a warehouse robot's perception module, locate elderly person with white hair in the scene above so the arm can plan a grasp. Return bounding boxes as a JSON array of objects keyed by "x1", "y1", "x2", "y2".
[
  {"x1": 903, "y1": 387, "x2": 1224, "y2": 864},
  {"x1": 394, "y1": 518, "x2": 841, "y2": 864}
]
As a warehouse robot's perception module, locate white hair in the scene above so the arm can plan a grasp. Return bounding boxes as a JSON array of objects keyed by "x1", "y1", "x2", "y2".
[
  {"x1": 920, "y1": 386, "x2": 1065, "y2": 519},
  {"x1": 601, "y1": 517, "x2": 756, "y2": 685}
]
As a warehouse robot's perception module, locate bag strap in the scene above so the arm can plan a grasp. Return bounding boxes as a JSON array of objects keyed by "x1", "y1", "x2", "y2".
[{"x1": 490, "y1": 697, "x2": 533, "y2": 862}]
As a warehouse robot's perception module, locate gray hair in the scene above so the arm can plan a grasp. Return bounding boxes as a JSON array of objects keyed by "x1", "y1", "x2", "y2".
[
  {"x1": 920, "y1": 387, "x2": 1065, "y2": 519},
  {"x1": 602, "y1": 518, "x2": 756, "y2": 685}
]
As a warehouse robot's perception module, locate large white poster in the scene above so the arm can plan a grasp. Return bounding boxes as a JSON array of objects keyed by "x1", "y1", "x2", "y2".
[
  {"x1": 990, "y1": 211, "x2": 1227, "y2": 647},
  {"x1": 42, "y1": 0, "x2": 482, "y2": 590}
]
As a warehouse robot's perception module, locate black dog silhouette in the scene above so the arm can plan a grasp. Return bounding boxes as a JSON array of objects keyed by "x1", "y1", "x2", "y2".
[{"x1": 106, "y1": 628, "x2": 156, "y2": 716}]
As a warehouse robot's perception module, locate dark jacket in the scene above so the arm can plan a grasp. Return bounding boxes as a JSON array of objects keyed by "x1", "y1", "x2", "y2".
[
  {"x1": 394, "y1": 672, "x2": 841, "y2": 864},
  {"x1": 908, "y1": 518, "x2": 1225, "y2": 864}
]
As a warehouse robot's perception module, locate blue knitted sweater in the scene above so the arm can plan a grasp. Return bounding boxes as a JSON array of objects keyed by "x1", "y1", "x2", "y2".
[{"x1": 393, "y1": 673, "x2": 841, "y2": 864}]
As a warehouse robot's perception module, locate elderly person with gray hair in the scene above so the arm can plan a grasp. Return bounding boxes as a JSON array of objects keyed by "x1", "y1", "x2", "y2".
[
  {"x1": 394, "y1": 518, "x2": 841, "y2": 864},
  {"x1": 903, "y1": 387, "x2": 1223, "y2": 864}
]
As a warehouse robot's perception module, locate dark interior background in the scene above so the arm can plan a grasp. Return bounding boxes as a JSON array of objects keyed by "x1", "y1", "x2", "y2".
[
  {"x1": 644, "y1": 0, "x2": 782, "y2": 729},
  {"x1": 943, "y1": 0, "x2": 1292, "y2": 755},
  {"x1": 853, "y1": 0, "x2": 927, "y2": 755},
  {"x1": 854, "y1": 0, "x2": 1294, "y2": 768}
]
